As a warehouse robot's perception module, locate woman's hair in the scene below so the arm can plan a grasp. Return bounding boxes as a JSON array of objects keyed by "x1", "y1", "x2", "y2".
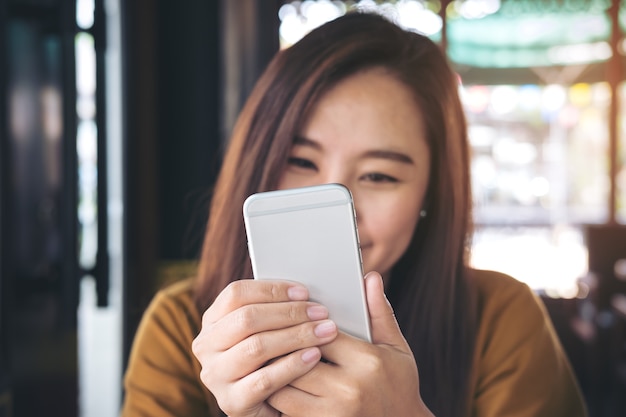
[{"x1": 195, "y1": 11, "x2": 477, "y2": 417}]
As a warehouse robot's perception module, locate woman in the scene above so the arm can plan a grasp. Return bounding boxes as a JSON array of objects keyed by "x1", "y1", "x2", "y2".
[{"x1": 121, "y1": 12, "x2": 587, "y2": 417}]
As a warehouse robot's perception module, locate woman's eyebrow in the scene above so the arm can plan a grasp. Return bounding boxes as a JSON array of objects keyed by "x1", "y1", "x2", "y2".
[
  {"x1": 294, "y1": 135, "x2": 414, "y2": 164},
  {"x1": 363, "y1": 149, "x2": 414, "y2": 164},
  {"x1": 293, "y1": 135, "x2": 322, "y2": 150}
]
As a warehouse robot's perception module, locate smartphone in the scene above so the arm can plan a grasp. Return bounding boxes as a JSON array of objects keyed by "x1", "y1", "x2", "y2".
[{"x1": 243, "y1": 183, "x2": 372, "y2": 342}]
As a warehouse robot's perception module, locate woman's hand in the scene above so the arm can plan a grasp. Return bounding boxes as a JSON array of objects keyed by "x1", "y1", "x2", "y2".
[
  {"x1": 267, "y1": 271, "x2": 434, "y2": 417},
  {"x1": 191, "y1": 279, "x2": 339, "y2": 417}
]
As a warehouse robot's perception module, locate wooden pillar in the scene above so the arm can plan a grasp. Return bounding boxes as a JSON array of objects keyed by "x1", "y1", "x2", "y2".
[
  {"x1": 439, "y1": 0, "x2": 449, "y2": 52},
  {"x1": 608, "y1": 0, "x2": 622, "y2": 224},
  {"x1": 220, "y1": 0, "x2": 281, "y2": 144}
]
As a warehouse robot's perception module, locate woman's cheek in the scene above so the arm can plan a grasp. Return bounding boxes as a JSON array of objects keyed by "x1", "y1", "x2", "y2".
[{"x1": 384, "y1": 197, "x2": 420, "y2": 239}]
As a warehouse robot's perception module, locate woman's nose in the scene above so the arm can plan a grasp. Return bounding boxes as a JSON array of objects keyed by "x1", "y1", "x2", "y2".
[
  {"x1": 317, "y1": 171, "x2": 361, "y2": 217},
  {"x1": 319, "y1": 170, "x2": 352, "y2": 191}
]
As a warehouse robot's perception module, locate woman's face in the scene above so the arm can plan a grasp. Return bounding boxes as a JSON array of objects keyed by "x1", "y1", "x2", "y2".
[{"x1": 278, "y1": 68, "x2": 430, "y2": 279}]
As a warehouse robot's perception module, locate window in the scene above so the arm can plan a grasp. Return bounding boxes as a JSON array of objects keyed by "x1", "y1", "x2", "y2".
[{"x1": 277, "y1": 0, "x2": 623, "y2": 297}]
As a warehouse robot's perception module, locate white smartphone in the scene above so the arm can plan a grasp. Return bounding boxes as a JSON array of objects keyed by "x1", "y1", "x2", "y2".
[{"x1": 243, "y1": 183, "x2": 372, "y2": 342}]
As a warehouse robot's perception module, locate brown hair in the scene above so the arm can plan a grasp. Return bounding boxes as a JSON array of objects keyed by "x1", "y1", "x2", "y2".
[{"x1": 195, "y1": 12, "x2": 477, "y2": 417}]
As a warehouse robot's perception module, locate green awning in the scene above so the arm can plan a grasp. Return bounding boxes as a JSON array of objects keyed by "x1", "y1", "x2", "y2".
[
  {"x1": 448, "y1": 12, "x2": 611, "y2": 68},
  {"x1": 445, "y1": 0, "x2": 623, "y2": 84}
]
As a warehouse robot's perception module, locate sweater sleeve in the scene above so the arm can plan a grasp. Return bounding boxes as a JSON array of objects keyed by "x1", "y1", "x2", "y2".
[
  {"x1": 471, "y1": 272, "x2": 588, "y2": 417},
  {"x1": 120, "y1": 281, "x2": 221, "y2": 417}
]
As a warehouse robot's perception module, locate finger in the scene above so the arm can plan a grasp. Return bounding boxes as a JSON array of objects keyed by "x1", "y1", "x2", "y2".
[
  {"x1": 313, "y1": 272, "x2": 409, "y2": 365},
  {"x1": 286, "y1": 360, "x2": 337, "y2": 395},
  {"x1": 226, "y1": 347, "x2": 322, "y2": 414},
  {"x1": 268, "y1": 384, "x2": 325, "y2": 417},
  {"x1": 318, "y1": 330, "x2": 371, "y2": 365},
  {"x1": 364, "y1": 271, "x2": 410, "y2": 350},
  {"x1": 216, "y1": 319, "x2": 338, "y2": 380},
  {"x1": 203, "y1": 279, "x2": 309, "y2": 324},
  {"x1": 208, "y1": 302, "x2": 330, "y2": 351}
]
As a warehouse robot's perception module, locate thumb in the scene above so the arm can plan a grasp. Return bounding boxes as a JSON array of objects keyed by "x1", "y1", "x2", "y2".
[{"x1": 364, "y1": 271, "x2": 410, "y2": 351}]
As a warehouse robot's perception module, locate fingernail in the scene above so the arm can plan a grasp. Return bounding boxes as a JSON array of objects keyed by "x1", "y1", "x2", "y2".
[
  {"x1": 306, "y1": 305, "x2": 328, "y2": 321},
  {"x1": 287, "y1": 286, "x2": 308, "y2": 301},
  {"x1": 314, "y1": 320, "x2": 337, "y2": 338},
  {"x1": 301, "y1": 347, "x2": 321, "y2": 364}
]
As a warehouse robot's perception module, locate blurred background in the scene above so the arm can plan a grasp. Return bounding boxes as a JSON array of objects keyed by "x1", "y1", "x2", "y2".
[{"x1": 1, "y1": 0, "x2": 626, "y2": 416}]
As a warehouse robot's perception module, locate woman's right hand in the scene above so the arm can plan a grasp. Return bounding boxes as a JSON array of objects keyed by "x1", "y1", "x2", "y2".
[{"x1": 191, "y1": 279, "x2": 338, "y2": 417}]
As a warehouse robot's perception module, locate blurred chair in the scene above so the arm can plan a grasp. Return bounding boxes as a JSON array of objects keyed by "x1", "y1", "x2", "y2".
[
  {"x1": 609, "y1": 294, "x2": 626, "y2": 416},
  {"x1": 569, "y1": 224, "x2": 626, "y2": 416},
  {"x1": 586, "y1": 225, "x2": 626, "y2": 310}
]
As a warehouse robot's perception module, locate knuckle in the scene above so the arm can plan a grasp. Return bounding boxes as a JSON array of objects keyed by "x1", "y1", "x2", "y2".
[
  {"x1": 223, "y1": 280, "x2": 245, "y2": 304},
  {"x1": 362, "y1": 352, "x2": 384, "y2": 374},
  {"x1": 192, "y1": 322, "x2": 217, "y2": 354},
  {"x1": 198, "y1": 371, "x2": 241, "y2": 415},
  {"x1": 266, "y1": 282, "x2": 281, "y2": 301},
  {"x1": 293, "y1": 323, "x2": 311, "y2": 345},
  {"x1": 200, "y1": 301, "x2": 221, "y2": 327},
  {"x1": 200, "y1": 308, "x2": 211, "y2": 325},
  {"x1": 243, "y1": 334, "x2": 266, "y2": 360},
  {"x1": 216, "y1": 395, "x2": 238, "y2": 416},
  {"x1": 234, "y1": 305, "x2": 257, "y2": 329},
  {"x1": 198, "y1": 367, "x2": 213, "y2": 387},
  {"x1": 249, "y1": 369, "x2": 273, "y2": 396},
  {"x1": 191, "y1": 336, "x2": 201, "y2": 356},
  {"x1": 287, "y1": 303, "x2": 300, "y2": 322}
]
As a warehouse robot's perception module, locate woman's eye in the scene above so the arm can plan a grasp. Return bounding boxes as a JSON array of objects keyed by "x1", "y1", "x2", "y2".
[
  {"x1": 287, "y1": 157, "x2": 317, "y2": 170},
  {"x1": 363, "y1": 173, "x2": 398, "y2": 183}
]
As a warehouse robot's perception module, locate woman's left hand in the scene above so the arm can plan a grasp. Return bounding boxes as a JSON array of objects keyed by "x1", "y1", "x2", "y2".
[{"x1": 267, "y1": 271, "x2": 435, "y2": 417}]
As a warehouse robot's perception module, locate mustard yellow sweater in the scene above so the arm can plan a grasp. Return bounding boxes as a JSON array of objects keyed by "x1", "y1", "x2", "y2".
[{"x1": 120, "y1": 270, "x2": 587, "y2": 417}]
